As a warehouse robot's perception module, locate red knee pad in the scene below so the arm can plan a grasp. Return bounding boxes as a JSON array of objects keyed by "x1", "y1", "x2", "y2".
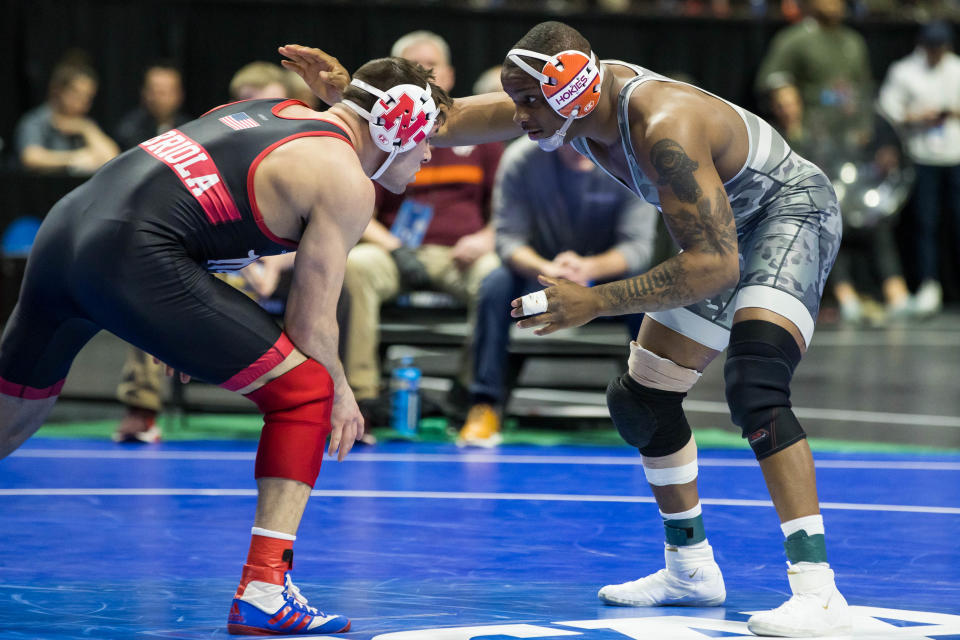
[{"x1": 245, "y1": 359, "x2": 334, "y2": 487}]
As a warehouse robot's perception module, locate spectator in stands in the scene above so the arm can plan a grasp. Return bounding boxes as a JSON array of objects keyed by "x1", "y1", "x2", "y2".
[
  {"x1": 114, "y1": 63, "x2": 190, "y2": 150},
  {"x1": 285, "y1": 69, "x2": 322, "y2": 110},
  {"x1": 229, "y1": 61, "x2": 291, "y2": 101},
  {"x1": 879, "y1": 20, "x2": 960, "y2": 317},
  {"x1": 757, "y1": 0, "x2": 917, "y2": 325},
  {"x1": 756, "y1": 0, "x2": 874, "y2": 153},
  {"x1": 14, "y1": 58, "x2": 119, "y2": 175},
  {"x1": 342, "y1": 31, "x2": 503, "y2": 423},
  {"x1": 113, "y1": 349, "x2": 165, "y2": 443},
  {"x1": 472, "y1": 65, "x2": 504, "y2": 95},
  {"x1": 458, "y1": 138, "x2": 658, "y2": 446}
]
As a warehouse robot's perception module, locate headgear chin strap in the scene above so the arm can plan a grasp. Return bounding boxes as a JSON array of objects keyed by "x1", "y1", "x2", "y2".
[
  {"x1": 342, "y1": 78, "x2": 439, "y2": 179},
  {"x1": 507, "y1": 48, "x2": 603, "y2": 152}
]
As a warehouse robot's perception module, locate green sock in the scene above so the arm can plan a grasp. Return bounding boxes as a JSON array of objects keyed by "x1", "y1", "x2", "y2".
[
  {"x1": 663, "y1": 513, "x2": 706, "y2": 547},
  {"x1": 784, "y1": 530, "x2": 828, "y2": 564}
]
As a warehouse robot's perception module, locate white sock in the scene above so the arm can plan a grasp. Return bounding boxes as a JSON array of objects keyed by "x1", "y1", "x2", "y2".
[
  {"x1": 251, "y1": 526, "x2": 296, "y2": 541},
  {"x1": 659, "y1": 502, "x2": 702, "y2": 521},
  {"x1": 780, "y1": 515, "x2": 824, "y2": 538}
]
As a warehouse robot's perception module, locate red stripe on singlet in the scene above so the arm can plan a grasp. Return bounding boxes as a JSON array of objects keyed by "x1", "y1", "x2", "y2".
[
  {"x1": 0, "y1": 376, "x2": 65, "y2": 399},
  {"x1": 139, "y1": 129, "x2": 241, "y2": 225},
  {"x1": 220, "y1": 333, "x2": 295, "y2": 392}
]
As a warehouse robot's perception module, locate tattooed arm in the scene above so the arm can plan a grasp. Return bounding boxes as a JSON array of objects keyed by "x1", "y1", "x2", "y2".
[
  {"x1": 592, "y1": 119, "x2": 740, "y2": 316},
  {"x1": 511, "y1": 112, "x2": 740, "y2": 335}
]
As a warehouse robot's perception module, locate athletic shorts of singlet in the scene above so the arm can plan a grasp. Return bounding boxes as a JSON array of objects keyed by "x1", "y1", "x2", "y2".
[{"x1": 648, "y1": 164, "x2": 843, "y2": 351}]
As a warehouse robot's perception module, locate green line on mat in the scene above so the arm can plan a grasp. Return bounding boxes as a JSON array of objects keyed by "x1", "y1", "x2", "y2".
[{"x1": 33, "y1": 414, "x2": 960, "y2": 454}]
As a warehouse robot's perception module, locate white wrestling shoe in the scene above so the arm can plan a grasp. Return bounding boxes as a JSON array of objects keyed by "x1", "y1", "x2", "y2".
[
  {"x1": 747, "y1": 562, "x2": 852, "y2": 637},
  {"x1": 598, "y1": 542, "x2": 726, "y2": 607}
]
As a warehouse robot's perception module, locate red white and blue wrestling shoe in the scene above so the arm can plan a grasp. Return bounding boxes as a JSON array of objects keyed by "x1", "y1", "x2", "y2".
[{"x1": 228, "y1": 568, "x2": 350, "y2": 635}]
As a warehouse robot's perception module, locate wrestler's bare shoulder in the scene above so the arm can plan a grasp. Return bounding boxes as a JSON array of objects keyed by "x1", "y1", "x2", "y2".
[{"x1": 255, "y1": 124, "x2": 373, "y2": 217}]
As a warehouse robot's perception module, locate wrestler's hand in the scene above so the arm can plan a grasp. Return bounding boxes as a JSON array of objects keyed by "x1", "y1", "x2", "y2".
[
  {"x1": 151, "y1": 356, "x2": 191, "y2": 383},
  {"x1": 278, "y1": 44, "x2": 350, "y2": 106},
  {"x1": 328, "y1": 385, "x2": 364, "y2": 462},
  {"x1": 510, "y1": 275, "x2": 603, "y2": 336}
]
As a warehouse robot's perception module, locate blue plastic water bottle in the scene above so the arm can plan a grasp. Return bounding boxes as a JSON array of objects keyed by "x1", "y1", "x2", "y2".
[{"x1": 390, "y1": 357, "x2": 421, "y2": 436}]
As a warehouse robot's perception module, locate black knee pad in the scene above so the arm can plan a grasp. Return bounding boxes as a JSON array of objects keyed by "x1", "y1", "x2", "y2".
[
  {"x1": 724, "y1": 320, "x2": 805, "y2": 459},
  {"x1": 606, "y1": 373, "x2": 692, "y2": 457}
]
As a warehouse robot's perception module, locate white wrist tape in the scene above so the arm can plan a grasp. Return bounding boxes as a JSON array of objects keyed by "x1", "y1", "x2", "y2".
[{"x1": 520, "y1": 289, "x2": 548, "y2": 316}]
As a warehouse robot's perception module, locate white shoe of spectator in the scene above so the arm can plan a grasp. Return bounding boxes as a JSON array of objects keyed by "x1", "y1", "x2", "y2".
[
  {"x1": 747, "y1": 562, "x2": 852, "y2": 637},
  {"x1": 598, "y1": 542, "x2": 725, "y2": 607},
  {"x1": 913, "y1": 280, "x2": 943, "y2": 317},
  {"x1": 886, "y1": 295, "x2": 915, "y2": 324},
  {"x1": 838, "y1": 298, "x2": 863, "y2": 325}
]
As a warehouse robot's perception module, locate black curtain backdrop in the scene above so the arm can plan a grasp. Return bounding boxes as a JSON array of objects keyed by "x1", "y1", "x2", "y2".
[{"x1": 2, "y1": 0, "x2": 924, "y2": 150}]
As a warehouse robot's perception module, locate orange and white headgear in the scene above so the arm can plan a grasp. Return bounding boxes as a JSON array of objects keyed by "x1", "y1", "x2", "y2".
[
  {"x1": 342, "y1": 78, "x2": 439, "y2": 179},
  {"x1": 506, "y1": 48, "x2": 603, "y2": 151}
]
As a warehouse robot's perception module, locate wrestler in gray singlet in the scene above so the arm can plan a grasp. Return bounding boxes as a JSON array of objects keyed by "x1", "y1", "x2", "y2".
[{"x1": 571, "y1": 62, "x2": 842, "y2": 349}]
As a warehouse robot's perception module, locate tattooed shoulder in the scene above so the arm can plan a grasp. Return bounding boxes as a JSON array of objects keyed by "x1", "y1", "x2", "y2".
[{"x1": 650, "y1": 139, "x2": 702, "y2": 204}]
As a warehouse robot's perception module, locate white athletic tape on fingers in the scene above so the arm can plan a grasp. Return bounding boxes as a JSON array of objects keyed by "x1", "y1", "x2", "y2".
[{"x1": 521, "y1": 290, "x2": 548, "y2": 316}]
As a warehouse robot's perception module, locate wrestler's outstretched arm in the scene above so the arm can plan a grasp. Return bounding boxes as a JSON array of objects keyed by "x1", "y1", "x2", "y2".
[{"x1": 279, "y1": 44, "x2": 522, "y2": 146}]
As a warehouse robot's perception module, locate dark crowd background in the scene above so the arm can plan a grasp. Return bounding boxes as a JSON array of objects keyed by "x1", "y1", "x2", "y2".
[{"x1": 0, "y1": 0, "x2": 954, "y2": 302}]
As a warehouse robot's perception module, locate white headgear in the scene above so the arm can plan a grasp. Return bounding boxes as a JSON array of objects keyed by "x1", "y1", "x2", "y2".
[
  {"x1": 507, "y1": 48, "x2": 602, "y2": 152},
  {"x1": 342, "y1": 78, "x2": 439, "y2": 179}
]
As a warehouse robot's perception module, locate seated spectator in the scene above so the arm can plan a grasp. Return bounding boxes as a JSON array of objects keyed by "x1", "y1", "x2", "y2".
[
  {"x1": 114, "y1": 62, "x2": 190, "y2": 150},
  {"x1": 458, "y1": 138, "x2": 658, "y2": 447},
  {"x1": 342, "y1": 31, "x2": 503, "y2": 422},
  {"x1": 472, "y1": 65, "x2": 504, "y2": 95},
  {"x1": 878, "y1": 20, "x2": 960, "y2": 318},
  {"x1": 14, "y1": 59, "x2": 119, "y2": 174},
  {"x1": 229, "y1": 61, "x2": 290, "y2": 100},
  {"x1": 285, "y1": 69, "x2": 321, "y2": 110}
]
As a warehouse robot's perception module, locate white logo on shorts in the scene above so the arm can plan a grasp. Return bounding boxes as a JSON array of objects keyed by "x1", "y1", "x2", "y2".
[{"x1": 206, "y1": 249, "x2": 260, "y2": 273}]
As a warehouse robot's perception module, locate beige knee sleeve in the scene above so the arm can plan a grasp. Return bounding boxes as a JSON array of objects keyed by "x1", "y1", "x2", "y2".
[{"x1": 628, "y1": 342, "x2": 702, "y2": 393}]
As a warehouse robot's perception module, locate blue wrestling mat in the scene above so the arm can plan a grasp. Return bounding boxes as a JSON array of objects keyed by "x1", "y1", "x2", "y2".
[{"x1": 1, "y1": 439, "x2": 959, "y2": 639}]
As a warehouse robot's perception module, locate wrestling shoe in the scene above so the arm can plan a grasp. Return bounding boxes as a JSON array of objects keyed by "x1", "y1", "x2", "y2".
[
  {"x1": 228, "y1": 569, "x2": 350, "y2": 635},
  {"x1": 456, "y1": 404, "x2": 502, "y2": 448},
  {"x1": 598, "y1": 542, "x2": 725, "y2": 607},
  {"x1": 747, "y1": 562, "x2": 852, "y2": 637}
]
